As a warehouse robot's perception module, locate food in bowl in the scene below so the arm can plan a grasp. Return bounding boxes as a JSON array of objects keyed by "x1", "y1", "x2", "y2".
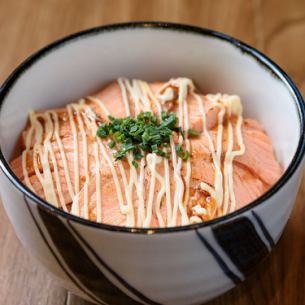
[
  {"x1": 10, "y1": 77, "x2": 282, "y2": 228},
  {"x1": 1, "y1": 23, "x2": 304, "y2": 305}
]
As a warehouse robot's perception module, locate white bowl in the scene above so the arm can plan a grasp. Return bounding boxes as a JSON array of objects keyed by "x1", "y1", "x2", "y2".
[{"x1": 0, "y1": 22, "x2": 304, "y2": 305}]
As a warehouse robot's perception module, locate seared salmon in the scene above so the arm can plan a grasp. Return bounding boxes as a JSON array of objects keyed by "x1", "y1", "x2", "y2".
[{"x1": 10, "y1": 78, "x2": 282, "y2": 227}]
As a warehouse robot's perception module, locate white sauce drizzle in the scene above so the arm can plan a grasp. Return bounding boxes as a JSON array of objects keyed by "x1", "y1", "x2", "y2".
[
  {"x1": 94, "y1": 142, "x2": 102, "y2": 222},
  {"x1": 71, "y1": 102, "x2": 89, "y2": 219},
  {"x1": 118, "y1": 78, "x2": 147, "y2": 227},
  {"x1": 221, "y1": 95, "x2": 245, "y2": 214},
  {"x1": 121, "y1": 80, "x2": 151, "y2": 226},
  {"x1": 30, "y1": 112, "x2": 58, "y2": 206},
  {"x1": 139, "y1": 81, "x2": 170, "y2": 227},
  {"x1": 195, "y1": 94, "x2": 225, "y2": 217},
  {"x1": 21, "y1": 78, "x2": 245, "y2": 228},
  {"x1": 143, "y1": 153, "x2": 157, "y2": 227},
  {"x1": 22, "y1": 114, "x2": 34, "y2": 192},
  {"x1": 85, "y1": 96, "x2": 134, "y2": 226},
  {"x1": 44, "y1": 112, "x2": 67, "y2": 211},
  {"x1": 125, "y1": 79, "x2": 168, "y2": 227},
  {"x1": 50, "y1": 110, "x2": 75, "y2": 201},
  {"x1": 157, "y1": 78, "x2": 191, "y2": 226},
  {"x1": 67, "y1": 105, "x2": 79, "y2": 195}
]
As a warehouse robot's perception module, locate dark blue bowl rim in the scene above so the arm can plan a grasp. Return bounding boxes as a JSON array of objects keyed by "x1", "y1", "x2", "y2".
[{"x1": 0, "y1": 21, "x2": 304, "y2": 234}]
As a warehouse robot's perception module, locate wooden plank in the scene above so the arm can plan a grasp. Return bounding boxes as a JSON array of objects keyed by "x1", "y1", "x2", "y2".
[
  {"x1": 261, "y1": 0, "x2": 305, "y2": 93},
  {"x1": 0, "y1": 0, "x2": 304, "y2": 304},
  {"x1": 0, "y1": 202, "x2": 67, "y2": 305},
  {"x1": 0, "y1": 0, "x2": 257, "y2": 84}
]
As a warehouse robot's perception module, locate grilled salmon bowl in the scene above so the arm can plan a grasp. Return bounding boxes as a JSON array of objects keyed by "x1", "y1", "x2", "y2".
[{"x1": 0, "y1": 22, "x2": 304, "y2": 305}]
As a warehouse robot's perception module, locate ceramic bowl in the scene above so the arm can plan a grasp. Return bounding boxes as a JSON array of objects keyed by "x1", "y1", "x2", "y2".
[{"x1": 0, "y1": 22, "x2": 304, "y2": 305}]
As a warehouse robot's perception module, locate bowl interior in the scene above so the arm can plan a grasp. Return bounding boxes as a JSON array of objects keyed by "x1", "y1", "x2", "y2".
[{"x1": 0, "y1": 25, "x2": 301, "y2": 177}]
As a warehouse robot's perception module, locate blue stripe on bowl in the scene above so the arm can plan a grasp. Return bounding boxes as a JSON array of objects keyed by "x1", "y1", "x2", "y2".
[
  {"x1": 251, "y1": 211, "x2": 275, "y2": 249},
  {"x1": 35, "y1": 205, "x2": 152, "y2": 305},
  {"x1": 67, "y1": 221, "x2": 162, "y2": 305},
  {"x1": 24, "y1": 195, "x2": 105, "y2": 305},
  {"x1": 195, "y1": 229, "x2": 242, "y2": 284},
  {"x1": 212, "y1": 217, "x2": 269, "y2": 276}
]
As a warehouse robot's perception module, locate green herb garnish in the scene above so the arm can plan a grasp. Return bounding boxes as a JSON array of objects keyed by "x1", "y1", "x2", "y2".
[
  {"x1": 96, "y1": 111, "x2": 190, "y2": 164},
  {"x1": 187, "y1": 128, "x2": 200, "y2": 137},
  {"x1": 108, "y1": 140, "x2": 116, "y2": 149},
  {"x1": 132, "y1": 160, "x2": 139, "y2": 169},
  {"x1": 175, "y1": 144, "x2": 190, "y2": 160},
  {"x1": 96, "y1": 123, "x2": 109, "y2": 138}
]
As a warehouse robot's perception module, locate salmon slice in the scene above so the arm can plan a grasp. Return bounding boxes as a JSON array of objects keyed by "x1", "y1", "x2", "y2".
[
  {"x1": 233, "y1": 163, "x2": 269, "y2": 210},
  {"x1": 236, "y1": 124, "x2": 282, "y2": 185},
  {"x1": 10, "y1": 79, "x2": 283, "y2": 227}
]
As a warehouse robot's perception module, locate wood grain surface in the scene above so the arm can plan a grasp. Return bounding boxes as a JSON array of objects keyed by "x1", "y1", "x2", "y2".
[{"x1": 0, "y1": 0, "x2": 305, "y2": 304}]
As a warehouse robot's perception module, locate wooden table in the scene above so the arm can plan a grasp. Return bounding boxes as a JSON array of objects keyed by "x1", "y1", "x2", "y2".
[{"x1": 1, "y1": 0, "x2": 305, "y2": 304}]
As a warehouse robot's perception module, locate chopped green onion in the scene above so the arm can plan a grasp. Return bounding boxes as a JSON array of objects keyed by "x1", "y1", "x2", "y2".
[
  {"x1": 175, "y1": 144, "x2": 190, "y2": 160},
  {"x1": 96, "y1": 123, "x2": 108, "y2": 137},
  {"x1": 108, "y1": 140, "x2": 116, "y2": 149},
  {"x1": 132, "y1": 160, "x2": 139, "y2": 169},
  {"x1": 96, "y1": 111, "x2": 189, "y2": 163},
  {"x1": 188, "y1": 128, "x2": 200, "y2": 137}
]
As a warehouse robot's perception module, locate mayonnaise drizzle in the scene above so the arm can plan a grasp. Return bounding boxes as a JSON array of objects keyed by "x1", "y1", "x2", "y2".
[
  {"x1": 118, "y1": 78, "x2": 147, "y2": 227},
  {"x1": 22, "y1": 114, "x2": 34, "y2": 192},
  {"x1": 77, "y1": 99, "x2": 134, "y2": 225},
  {"x1": 67, "y1": 105, "x2": 79, "y2": 195},
  {"x1": 31, "y1": 112, "x2": 58, "y2": 206},
  {"x1": 196, "y1": 94, "x2": 225, "y2": 217},
  {"x1": 79, "y1": 106, "x2": 102, "y2": 221},
  {"x1": 157, "y1": 78, "x2": 191, "y2": 226},
  {"x1": 221, "y1": 95, "x2": 245, "y2": 214},
  {"x1": 44, "y1": 112, "x2": 67, "y2": 211},
  {"x1": 93, "y1": 144, "x2": 101, "y2": 223},
  {"x1": 71, "y1": 102, "x2": 90, "y2": 219},
  {"x1": 123, "y1": 79, "x2": 170, "y2": 227},
  {"x1": 21, "y1": 78, "x2": 245, "y2": 228},
  {"x1": 139, "y1": 81, "x2": 170, "y2": 227},
  {"x1": 50, "y1": 110, "x2": 75, "y2": 201}
]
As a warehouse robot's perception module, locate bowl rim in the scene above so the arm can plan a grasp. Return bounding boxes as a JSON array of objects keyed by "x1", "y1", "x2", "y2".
[{"x1": 0, "y1": 21, "x2": 304, "y2": 234}]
